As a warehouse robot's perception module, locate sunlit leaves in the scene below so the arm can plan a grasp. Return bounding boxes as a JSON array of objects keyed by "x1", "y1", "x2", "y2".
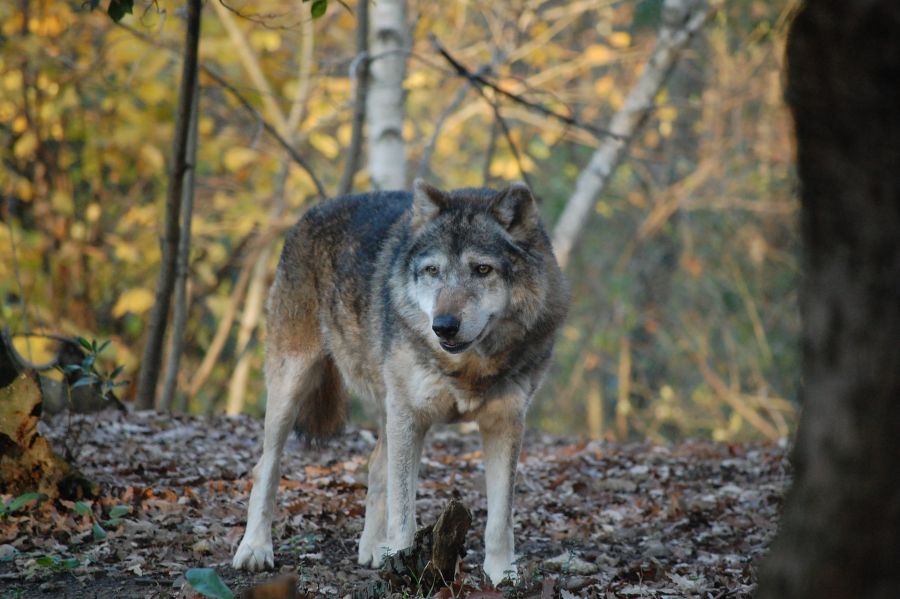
[
  {"x1": 112, "y1": 288, "x2": 156, "y2": 318},
  {"x1": 222, "y1": 147, "x2": 258, "y2": 172}
]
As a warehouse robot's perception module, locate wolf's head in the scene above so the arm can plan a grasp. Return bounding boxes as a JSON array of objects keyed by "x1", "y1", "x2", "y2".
[{"x1": 402, "y1": 179, "x2": 551, "y2": 355}]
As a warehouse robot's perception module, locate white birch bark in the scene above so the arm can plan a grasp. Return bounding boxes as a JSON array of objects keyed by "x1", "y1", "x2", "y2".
[
  {"x1": 551, "y1": 0, "x2": 717, "y2": 269},
  {"x1": 366, "y1": 0, "x2": 408, "y2": 190}
]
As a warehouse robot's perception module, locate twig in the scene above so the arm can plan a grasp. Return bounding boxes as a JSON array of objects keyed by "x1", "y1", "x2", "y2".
[
  {"x1": 481, "y1": 116, "x2": 500, "y2": 186},
  {"x1": 200, "y1": 68, "x2": 327, "y2": 199},
  {"x1": 429, "y1": 34, "x2": 622, "y2": 142},
  {"x1": 415, "y1": 67, "x2": 485, "y2": 182}
]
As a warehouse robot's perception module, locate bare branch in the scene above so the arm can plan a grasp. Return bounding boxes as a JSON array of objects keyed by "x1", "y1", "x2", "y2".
[
  {"x1": 118, "y1": 23, "x2": 327, "y2": 199},
  {"x1": 429, "y1": 34, "x2": 620, "y2": 143},
  {"x1": 551, "y1": 0, "x2": 718, "y2": 269}
]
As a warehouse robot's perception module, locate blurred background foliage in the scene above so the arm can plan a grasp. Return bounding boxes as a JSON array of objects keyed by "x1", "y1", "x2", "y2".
[{"x1": 0, "y1": 0, "x2": 798, "y2": 442}]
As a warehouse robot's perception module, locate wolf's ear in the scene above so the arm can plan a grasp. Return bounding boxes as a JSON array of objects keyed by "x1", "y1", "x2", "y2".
[
  {"x1": 411, "y1": 179, "x2": 447, "y2": 230},
  {"x1": 491, "y1": 182, "x2": 538, "y2": 238}
]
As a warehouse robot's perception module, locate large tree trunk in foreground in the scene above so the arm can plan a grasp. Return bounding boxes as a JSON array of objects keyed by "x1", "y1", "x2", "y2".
[
  {"x1": 135, "y1": 0, "x2": 203, "y2": 409},
  {"x1": 755, "y1": 2, "x2": 900, "y2": 598}
]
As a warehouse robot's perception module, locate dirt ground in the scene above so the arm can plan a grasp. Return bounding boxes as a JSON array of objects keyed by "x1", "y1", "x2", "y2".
[{"x1": 0, "y1": 411, "x2": 790, "y2": 598}]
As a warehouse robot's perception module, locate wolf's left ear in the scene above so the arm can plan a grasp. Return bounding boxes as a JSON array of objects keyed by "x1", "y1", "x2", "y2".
[
  {"x1": 491, "y1": 182, "x2": 538, "y2": 238},
  {"x1": 412, "y1": 179, "x2": 447, "y2": 230}
]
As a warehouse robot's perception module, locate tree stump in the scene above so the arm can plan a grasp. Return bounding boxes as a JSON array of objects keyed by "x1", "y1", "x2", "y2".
[
  {"x1": 354, "y1": 498, "x2": 473, "y2": 598},
  {"x1": 0, "y1": 370, "x2": 96, "y2": 500}
]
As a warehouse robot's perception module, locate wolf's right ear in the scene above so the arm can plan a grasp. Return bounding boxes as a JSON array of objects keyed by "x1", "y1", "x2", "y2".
[{"x1": 411, "y1": 179, "x2": 447, "y2": 230}]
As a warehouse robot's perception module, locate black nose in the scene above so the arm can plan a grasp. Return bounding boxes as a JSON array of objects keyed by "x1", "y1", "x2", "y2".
[{"x1": 432, "y1": 314, "x2": 460, "y2": 339}]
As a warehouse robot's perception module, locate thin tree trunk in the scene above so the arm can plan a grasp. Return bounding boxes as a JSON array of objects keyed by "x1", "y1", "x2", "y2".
[
  {"x1": 158, "y1": 77, "x2": 200, "y2": 413},
  {"x1": 615, "y1": 335, "x2": 631, "y2": 440},
  {"x1": 135, "y1": 0, "x2": 202, "y2": 409},
  {"x1": 366, "y1": 0, "x2": 407, "y2": 190},
  {"x1": 187, "y1": 251, "x2": 258, "y2": 399},
  {"x1": 338, "y1": 0, "x2": 369, "y2": 195},
  {"x1": 755, "y1": 2, "x2": 900, "y2": 598},
  {"x1": 551, "y1": 0, "x2": 715, "y2": 269}
]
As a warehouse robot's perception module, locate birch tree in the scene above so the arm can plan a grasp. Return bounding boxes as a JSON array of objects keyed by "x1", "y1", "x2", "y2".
[
  {"x1": 366, "y1": 0, "x2": 408, "y2": 190},
  {"x1": 551, "y1": 0, "x2": 717, "y2": 269}
]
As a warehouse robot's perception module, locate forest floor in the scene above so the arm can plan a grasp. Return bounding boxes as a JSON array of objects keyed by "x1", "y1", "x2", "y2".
[{"x1": 0, "y1": 411, "x2": 790, "y2": 598}]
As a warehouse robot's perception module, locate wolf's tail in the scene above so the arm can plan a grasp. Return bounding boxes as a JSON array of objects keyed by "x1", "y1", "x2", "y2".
[{"x1": 293, "y1": 354, "x2": 347, "y2": 440}]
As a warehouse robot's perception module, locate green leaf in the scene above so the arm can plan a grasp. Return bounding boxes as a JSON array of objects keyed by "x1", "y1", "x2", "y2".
[
  {"x1": 63, "y1": 364, "x2": 82, "y2": 374},
  {"x1": 185, "y1": 568, "x2": 235, "y2": 599},
  {"x1": 97, "y1": 339, "x2": 111, "y2": 354},
  {"x1": 73, "y1": 501, "x2": 92, "y2": 517},
  {"x1": 6, "y1": 492, "x2": 48, "y2": 513},
  {"x1": 83, "y1": 355, "x2": 96, "y2": 369},
  {"x1": 92, "y1": 522, "x2": 107, "y2": 541},
  {"x1": 61, "y1": 557, "x2": 80, "y2": 569},
  {"x1": 72, "y1": 377, "x2": 95, "y2": 390},
  {"x1": 310, "y1": 0, "x2": 327, "y2": 19},
  {"x1": 109, "y1": 365, "x2": 124, "y2": 380},
  {"x1": 36, "y1": 555, "x2": 57, "y2": 567},
  {"x1": 108, "y1": 505, "x2": 130, "y2": 519},
  {"x1": 78, "y1": 337, "x2": 92, "y2": 351}
]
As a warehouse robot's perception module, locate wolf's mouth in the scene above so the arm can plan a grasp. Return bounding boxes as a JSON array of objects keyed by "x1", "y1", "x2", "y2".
[{"x1": 439, "y1": 339, "x2": 473, "y2": 354}]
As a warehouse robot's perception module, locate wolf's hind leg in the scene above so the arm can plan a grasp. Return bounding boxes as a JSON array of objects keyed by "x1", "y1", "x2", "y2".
[
  {"x1": 357, "y1": 433, "x2": 387, "y2": 566},
  {"x1": 232, "y1": 349, "x2": 317, "y2": 571}
]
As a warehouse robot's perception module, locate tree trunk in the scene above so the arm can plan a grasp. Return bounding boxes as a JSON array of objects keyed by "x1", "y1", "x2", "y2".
[
  {"x1": 134, "y1": 0, "x2": 202, "y2": 409},
  {"x1": 338, "y1": 0, "x2": 369, "y2": 196},
  {"x1": 366, "y1": 0, "x2": 407, "y2": 190},
  {"x1": 158, "y1": 77, "x2": 200, "y2": 413},
  {"x1": 755, "y1": 2, "x2": 900, "y2": 598},
  {"x1": 551, "y1": 0, "x2": 715, "y2": 269}
]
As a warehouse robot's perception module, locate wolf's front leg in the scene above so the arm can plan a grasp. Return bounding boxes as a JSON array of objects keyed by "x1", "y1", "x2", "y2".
[
  {"x1": 478, "y1": 408, "x2": 526, "y2": 585},
  {"x1": 358, "y1": 433, "x2": 387, "y2": 566},
  {"x1": 232, "y1": 353, "x2": 308, "y2": 571},
  {"x1": 381, "y1": 403, "x2": 426, "y2": 562}
]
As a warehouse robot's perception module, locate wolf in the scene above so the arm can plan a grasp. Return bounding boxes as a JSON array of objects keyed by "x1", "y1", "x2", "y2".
[{"x1": 231, "y1": 179, "x2": 568, "y2": 584}]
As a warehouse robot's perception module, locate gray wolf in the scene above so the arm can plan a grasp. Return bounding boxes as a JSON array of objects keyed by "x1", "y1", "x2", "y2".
[{"x1": 231, "y1": 180, "x2": 568, "y2": 584}]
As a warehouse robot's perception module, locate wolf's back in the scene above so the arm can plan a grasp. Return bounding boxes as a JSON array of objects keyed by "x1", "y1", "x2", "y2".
[{"x1": 267, "y1": 191, "x2": 413, "y2": 439}]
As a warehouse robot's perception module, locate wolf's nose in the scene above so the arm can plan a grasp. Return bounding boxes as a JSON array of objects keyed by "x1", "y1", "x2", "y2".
[{"x1": 432, "y1": 315, "x2": 460, "y2": 339}]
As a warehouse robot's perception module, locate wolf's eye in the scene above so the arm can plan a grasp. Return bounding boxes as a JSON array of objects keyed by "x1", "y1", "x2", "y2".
[
  {"x1": 423, "y1": 265, "x2": 439, "y2": 276},
  {"x1": 474, "y1": 264, "x2": 493, "y2": 276}
]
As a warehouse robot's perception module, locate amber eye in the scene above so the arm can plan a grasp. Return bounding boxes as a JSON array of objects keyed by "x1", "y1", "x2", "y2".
[
  {"x1": 424, "y1": 265, "x2": 439, "y2": 276},
  {"x1": 475, "y1": 264, "x2": 493, "y2": 276}
]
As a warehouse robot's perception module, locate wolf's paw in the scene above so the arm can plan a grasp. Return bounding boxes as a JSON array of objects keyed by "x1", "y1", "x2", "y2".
[
  {"x1": 357, "y1": 540, "x2": 384, "y2": 567},
  {"x1": 368, "y1": 543, "x2": 398, "y2": 569},
  {"x1": 483, "y1": 555, "x2": 518, "y2": 586},
  {"x1": 232, "y1": 540, "x2": 274, "y2": 571}
]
